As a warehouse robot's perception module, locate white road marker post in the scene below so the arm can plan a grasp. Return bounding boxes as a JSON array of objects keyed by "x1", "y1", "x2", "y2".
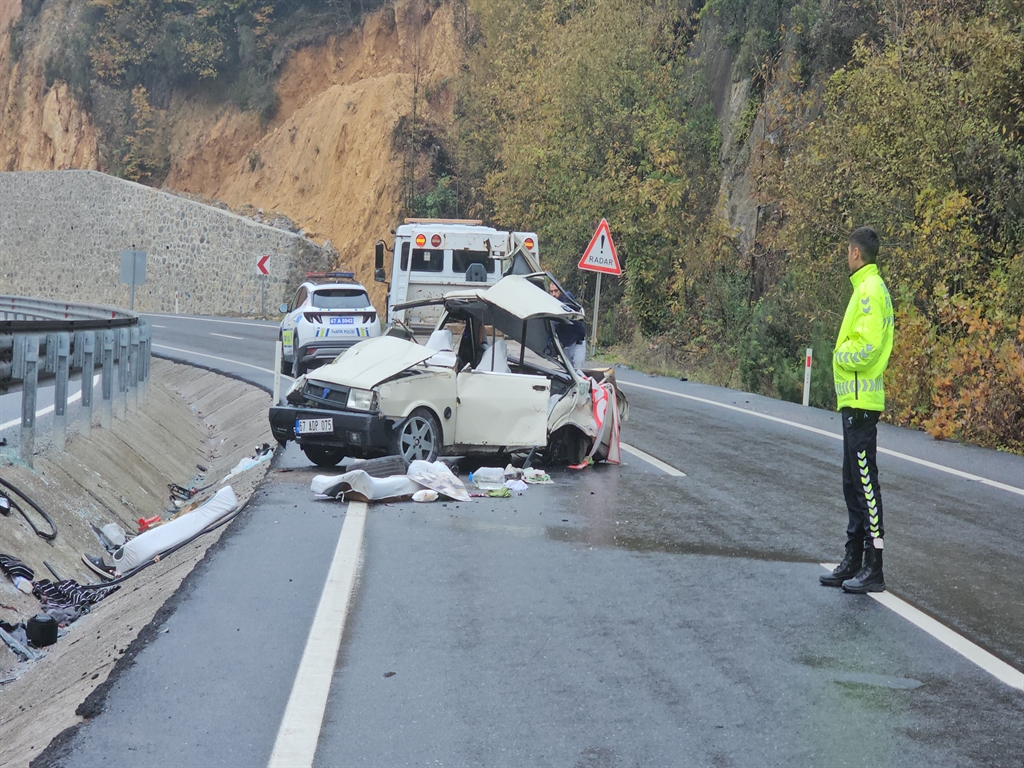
[
  {"x1": 273, "y1": 341, "x2": 283, "y2": 405},
  {"x1": 802, "y1": 347, "x2": 813, "y2": 407}
]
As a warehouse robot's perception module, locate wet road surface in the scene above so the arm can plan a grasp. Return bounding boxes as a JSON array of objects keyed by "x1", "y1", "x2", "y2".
[{"x1": 45, "y1": 317, "x2": 1024, "y2": 768}]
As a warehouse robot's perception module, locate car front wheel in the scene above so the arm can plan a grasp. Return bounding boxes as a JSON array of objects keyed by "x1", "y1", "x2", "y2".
[
  {"x1": 301, "y1": 445, "x2": 346, "y2": 468},
  {"x1": 391, "y1": 408, "x2": 440, "y2": 464}
]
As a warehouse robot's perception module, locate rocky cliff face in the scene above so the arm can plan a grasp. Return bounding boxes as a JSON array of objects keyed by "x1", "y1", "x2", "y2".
[
  {"x1": 0, "y1": 0, "x2": 460, "y2": 307},
  {"x1": 0, "y1": 0, "x2": 99, "y2": 171}
]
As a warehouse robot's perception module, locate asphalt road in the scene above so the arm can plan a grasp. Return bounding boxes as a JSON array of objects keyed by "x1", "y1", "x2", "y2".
[{"x1": 40, "y1": 314, "x2": 1024, "y2": 768}]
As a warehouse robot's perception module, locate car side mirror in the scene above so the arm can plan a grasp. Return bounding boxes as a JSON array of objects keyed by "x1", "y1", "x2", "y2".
[
  {"x1": 278, "y1": 303, "x2": 289, "y2": 313},
  {"x1": 374, "y1": 241, "x2": 385, "y2": 270},
  {"x1": 374, "y1": 267, "x2": 386, "y2": 283}
]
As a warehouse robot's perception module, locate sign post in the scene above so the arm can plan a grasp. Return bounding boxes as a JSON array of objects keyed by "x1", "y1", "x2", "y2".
[
  {"x1": 257, "y1": 255, "x2": 270, "y2": 318},
  {"x1": 577, "y1": 219, "x2": 621, "y2": 350},
  {"x1": 119, "y1": 249, "x2": 147, "y2": 311}
]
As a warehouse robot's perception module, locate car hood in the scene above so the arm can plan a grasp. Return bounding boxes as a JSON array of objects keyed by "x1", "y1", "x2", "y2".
[{"x1": 310, "y1": 335, "x2": 435, "y2": 389}]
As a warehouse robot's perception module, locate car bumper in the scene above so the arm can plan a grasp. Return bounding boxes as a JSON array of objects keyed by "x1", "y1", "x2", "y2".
[{"x1": 269, "y1": 406, "x2": 392, "y2": 453}]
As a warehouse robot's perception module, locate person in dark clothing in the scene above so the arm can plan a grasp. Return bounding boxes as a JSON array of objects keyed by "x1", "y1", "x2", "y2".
[{"x1": 549, "y1": 282, "x2": 586, "y2": 369}]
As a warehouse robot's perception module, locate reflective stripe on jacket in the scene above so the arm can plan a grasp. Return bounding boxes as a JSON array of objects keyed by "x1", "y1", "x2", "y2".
[{"x1": 833, "y1": 264, "x2": 894, "y2": 411}]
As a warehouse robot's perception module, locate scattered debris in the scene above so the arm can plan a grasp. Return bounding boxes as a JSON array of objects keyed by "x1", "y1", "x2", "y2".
[{"x1": 221, "y1": 444, "x2": 274, "y2": 482}]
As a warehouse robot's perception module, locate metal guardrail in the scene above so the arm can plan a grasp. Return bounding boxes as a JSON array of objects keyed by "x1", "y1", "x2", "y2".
[{"x1": 1, "y1": 296, "x2": 151, "y2": 468}]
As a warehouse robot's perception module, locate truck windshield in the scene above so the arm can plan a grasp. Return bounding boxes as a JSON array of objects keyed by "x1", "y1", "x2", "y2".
[
  {"x1": 312, "y1": 289, "x2": 369, "y2": 309},
  {"x1": 411, "y1": 249, "x2": 445, "y2": 272},
  {"x1": 451, "y1": 249, "x2": 495, "y2": 274}
]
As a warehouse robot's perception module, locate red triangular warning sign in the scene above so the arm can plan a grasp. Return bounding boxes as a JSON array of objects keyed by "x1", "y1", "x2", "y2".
[{"x1": 578, "y1": 219, "x2": 621, "y2": 275}]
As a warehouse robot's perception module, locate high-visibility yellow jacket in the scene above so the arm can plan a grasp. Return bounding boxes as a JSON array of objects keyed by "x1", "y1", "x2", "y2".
[{"x1": 833, "y1": 263, "x2": 894, "y2": 411}]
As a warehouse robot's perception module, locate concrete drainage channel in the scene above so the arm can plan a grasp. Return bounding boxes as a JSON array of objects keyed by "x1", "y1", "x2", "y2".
[{"x1": 0, "y1": 359, "x2": 275, "y2": 766}]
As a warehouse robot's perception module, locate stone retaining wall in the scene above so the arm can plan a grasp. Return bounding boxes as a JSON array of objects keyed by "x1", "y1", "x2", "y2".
[{"x1": 0, "y1": 170, "x2": 332, "y2": 316}]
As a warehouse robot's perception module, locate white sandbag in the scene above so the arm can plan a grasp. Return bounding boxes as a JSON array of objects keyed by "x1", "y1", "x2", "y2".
[
  {"x1": 112, "y1": 486, "x2": 238, "y2": 574},
  {"x1": 311, "y1": 470, "x2": 421, "y2": 502}
]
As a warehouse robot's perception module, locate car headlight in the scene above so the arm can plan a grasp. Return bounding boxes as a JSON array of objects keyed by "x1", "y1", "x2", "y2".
[{"x1": 347, "y1": 388, "x2": 377, "y2": 411}]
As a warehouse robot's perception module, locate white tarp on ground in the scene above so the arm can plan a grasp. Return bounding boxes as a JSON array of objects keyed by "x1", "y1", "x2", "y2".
[
  {"x1": 112, "y1": 486, "x2": 239, "y2": 575},
  {"x1": 311, "y1": 460, "x2": 470, "y2": 503}
]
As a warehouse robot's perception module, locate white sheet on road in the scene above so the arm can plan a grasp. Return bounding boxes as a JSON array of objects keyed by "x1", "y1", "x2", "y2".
[{"x1": 311, "y1": 460, "x2": 470, "y2": 503}]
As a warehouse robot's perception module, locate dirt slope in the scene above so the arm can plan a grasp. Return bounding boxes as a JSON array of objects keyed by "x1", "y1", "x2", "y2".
[
  {"x1": 164, "y1": 0, "x2": 462, "y2": 307},
  {"x1": 1, "y1": 0, "x2": 460, "y2": 308}
]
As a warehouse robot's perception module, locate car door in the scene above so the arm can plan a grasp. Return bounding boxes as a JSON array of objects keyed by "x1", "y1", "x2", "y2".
[
  {"x1": 454, "y1": 369, "x2": 549, "y2": 447},
  {"x1": 281, "y1": 287, "x2": 307, "y2": 360}
]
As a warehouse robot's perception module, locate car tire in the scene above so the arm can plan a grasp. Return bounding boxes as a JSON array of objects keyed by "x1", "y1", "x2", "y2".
[
  {"x1": 292, "y1": 358, "x2": 306, "y2": 378},
  {"x1": 391, "y1": 408, "x2": 440, "y2": 464},
  {"x1": 301, "y1": 445, "x2": 346, "y2": 468},
  {"x1": 280, "y1": 356, "x2": 292, "y2": 375}
]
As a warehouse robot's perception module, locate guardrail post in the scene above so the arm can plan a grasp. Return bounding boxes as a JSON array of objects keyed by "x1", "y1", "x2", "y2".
[
  {"x1": 128, "y1": 326, "x2": 140, "y2": 413},
  {"x1": 101, "y1": 330, "x2": 114, "y2": 429},
  {"x1": 20, "y1": 336, "x2": 38, "y2": 468},
  {"x1": 116, "y1": 328, "x2": 129, "y2": 420},
  {"x1": 81, "y1": 331, "x2": 95, "y2": 438},
  {"x1": 53, "y1": 332, "x2": 70, "y2": 451}
]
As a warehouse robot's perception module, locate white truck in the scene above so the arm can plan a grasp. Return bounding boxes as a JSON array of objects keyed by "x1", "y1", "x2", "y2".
[{"x1": 374, "y1": 219, "x2": 540, "y2": 330}]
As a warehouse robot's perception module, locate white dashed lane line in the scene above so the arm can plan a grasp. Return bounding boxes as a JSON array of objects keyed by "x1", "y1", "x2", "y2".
[
  {"x1": 619, "y1": 380, "x2": 1024, "y2": 497},
  {"x1": 620, "y1": 442, "x2": 686, "y2": 476}
]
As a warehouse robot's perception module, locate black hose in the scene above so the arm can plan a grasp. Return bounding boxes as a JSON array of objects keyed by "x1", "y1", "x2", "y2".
[
  {"x1": 0, "y1": 476, "x2": 57, "y2": 540},
  {"x1": 79, "y1": 495, "x2": 252, "y2": 590}
]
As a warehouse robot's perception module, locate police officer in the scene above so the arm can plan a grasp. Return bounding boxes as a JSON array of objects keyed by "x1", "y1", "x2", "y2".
[{"x1": 820, "y1": 227, "x2": 895, "y2": 593}]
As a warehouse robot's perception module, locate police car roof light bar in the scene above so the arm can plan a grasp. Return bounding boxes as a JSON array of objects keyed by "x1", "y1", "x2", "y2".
[{"x1": 306, "y1": 271, "x2": 356, "y2": 281}]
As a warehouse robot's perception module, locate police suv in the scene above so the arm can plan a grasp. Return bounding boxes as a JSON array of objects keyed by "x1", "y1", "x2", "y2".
[{"x1": 279, "y1": 272, "x2": 381, "y2": 377}]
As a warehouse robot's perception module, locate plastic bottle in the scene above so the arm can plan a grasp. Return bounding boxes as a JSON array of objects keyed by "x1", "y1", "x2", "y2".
[
  {"x1": 13, "y1": 576, "x2": 34, "y2": 594},
  {"x1": 471, "y1": 467, "x2": 506, "y2": 490}
]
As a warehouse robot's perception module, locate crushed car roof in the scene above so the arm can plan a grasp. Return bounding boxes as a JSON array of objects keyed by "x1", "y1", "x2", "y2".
[{"x1": 393, "y1": 274, "x2": 584, "y2": 321}]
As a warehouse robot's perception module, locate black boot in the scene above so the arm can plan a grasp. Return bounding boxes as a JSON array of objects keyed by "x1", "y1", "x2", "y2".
[
  {"x1": 820, "y1": 539, "x2": 864, "y2": 587},
  {"x1": 842, "y1": 545, "x2": 885, "y2": 593}
]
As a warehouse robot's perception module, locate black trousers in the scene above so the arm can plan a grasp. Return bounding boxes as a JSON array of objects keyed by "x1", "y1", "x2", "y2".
[{"x1": 841, "y1": 407, "x2": 885, "y2": 546}]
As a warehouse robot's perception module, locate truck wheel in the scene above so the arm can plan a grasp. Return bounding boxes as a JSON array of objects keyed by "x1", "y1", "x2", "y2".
[
  {"x1": 391, "y1": 408, "x2": 440, "y2": 464},
  {"x1": 301, "y1": 445, "x2": 346, "y2": 468}
]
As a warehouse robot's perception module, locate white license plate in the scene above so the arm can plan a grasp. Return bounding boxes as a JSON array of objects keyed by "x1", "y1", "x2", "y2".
[{"x1": 297, "y1": 417, "x2": 333, "y2": 435}]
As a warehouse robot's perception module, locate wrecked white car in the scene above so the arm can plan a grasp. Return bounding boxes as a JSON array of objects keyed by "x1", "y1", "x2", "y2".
[{"x1": 269, "y1": 274, "x2": 625, "y2": 467}]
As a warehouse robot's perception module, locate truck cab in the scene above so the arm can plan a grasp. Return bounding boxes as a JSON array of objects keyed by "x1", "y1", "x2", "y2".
[{"x1": 375, "y1": 219, "x2": 540, "y2": 331}]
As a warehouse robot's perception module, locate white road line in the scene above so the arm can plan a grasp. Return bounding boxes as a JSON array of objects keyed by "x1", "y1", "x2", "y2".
[
  {"x1": 152, "y1": 325, "x2": 167, "y2": 328},
  {"x1": 820, "y1": 564, "x2": 1024, "y2": 691},
  {"x1": 0, "y1": 374, "x2": 99, "y2": 431},
  {"x1": 620, "y1": 380, "x2": 1024, "y2": 497},
  {"x1": 154, "y1": 344, "x2": 293, "y2": 381},
  {"x1": 143, "y1": 312, "x2": 278, "y2": 329},
  {"x1": 210, "y1": 333, "x2": 244, "y2": 340},
  {"x1": 268, "y1": 502, "x2": 367, "y2": 768},
  {"x1": 620, "y1": 442, "x2": 686, "y2": 476}
]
